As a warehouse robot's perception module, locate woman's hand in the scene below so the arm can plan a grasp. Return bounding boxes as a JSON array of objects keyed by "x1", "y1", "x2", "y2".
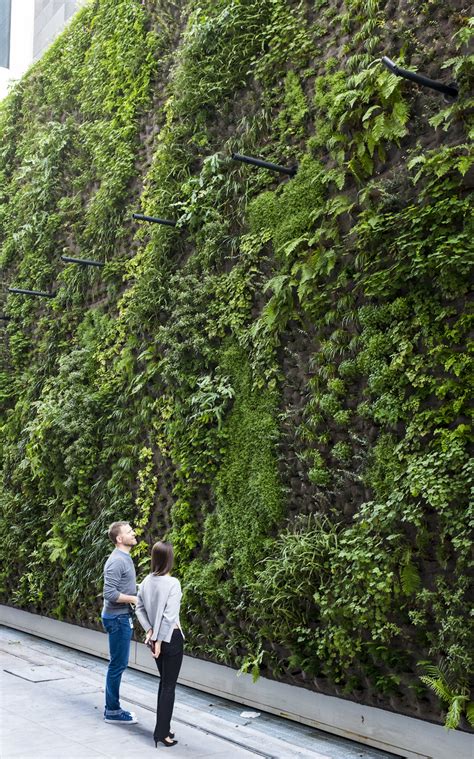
[{"x1": 151, "y1": 640, "x2": 161, "y2": 658}]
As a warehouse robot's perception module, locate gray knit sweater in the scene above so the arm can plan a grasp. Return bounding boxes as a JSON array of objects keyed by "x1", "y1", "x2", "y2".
[
  {"x1": 102, "y1": 548, "x2": 137, "y2": 617},
  {"x1": 136, "y1": 574, "x2": 183, "y2": 643}
]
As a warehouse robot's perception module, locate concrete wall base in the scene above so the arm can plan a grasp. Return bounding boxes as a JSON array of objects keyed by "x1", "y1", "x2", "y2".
[{"x1": 0, "y1": 605, "x2": 470, "y2": 759}]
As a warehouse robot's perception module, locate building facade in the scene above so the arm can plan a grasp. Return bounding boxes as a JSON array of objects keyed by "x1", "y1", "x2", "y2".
[
  {"x1": 0, "y1": 0, "x2": 12, "y2": 69},
  {"x1": 33, "y1": 0, "x2": 84, "y2": 61},
  {"x1": 0, "y1": 0, "x2": 85, "y2": 100}
]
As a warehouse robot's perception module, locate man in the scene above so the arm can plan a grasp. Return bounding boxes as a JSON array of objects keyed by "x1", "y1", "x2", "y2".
[{"x1": 102, "y1": 521, "x2": 138, "y2": 724}]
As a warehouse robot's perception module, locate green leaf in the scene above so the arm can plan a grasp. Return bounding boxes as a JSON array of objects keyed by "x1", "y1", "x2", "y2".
[
  {"x1": 279, "y1": 235, "x2": 309, "y2": 258},
  {"x1": 362, "y1": 105, "x2": 381, "y2": 123},
  {"x1": 263, "y1": 274, "x2": 289, "y2": 297},
  {"x1": 445, "y1": 696, "x2": 467, "y2": 730},
  {"x1": 401, "y1": 561, "x2": 421, "y2": 595}
]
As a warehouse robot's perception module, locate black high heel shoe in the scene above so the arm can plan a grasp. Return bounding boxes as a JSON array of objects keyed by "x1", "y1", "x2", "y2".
[{"x1": 154, "y1": 737, "x2": 178, "y2": 747}]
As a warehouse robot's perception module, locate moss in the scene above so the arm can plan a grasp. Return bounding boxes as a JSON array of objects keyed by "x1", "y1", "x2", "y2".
[
  {"x1": 248, "y1": 191, "x2": 280, "y2": 237},
  {"x1": 205, "y1": 345, "x2": 283, "y2": 587},
  {"x1": 277, "y1": 71, "x2": 309, "y2": 140},
  {"x1": 248, "y1": 155, "x2": 326, "y2": 259}
]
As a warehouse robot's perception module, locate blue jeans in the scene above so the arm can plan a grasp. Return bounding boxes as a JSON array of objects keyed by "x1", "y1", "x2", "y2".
[{"x1": 102, "y1": 614, "x2": 133, "y2": 715}]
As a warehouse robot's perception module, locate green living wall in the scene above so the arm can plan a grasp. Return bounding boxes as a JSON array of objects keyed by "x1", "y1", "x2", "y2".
[{"x1": 0, "y1": 0, "x2": 473, "y2": 729}]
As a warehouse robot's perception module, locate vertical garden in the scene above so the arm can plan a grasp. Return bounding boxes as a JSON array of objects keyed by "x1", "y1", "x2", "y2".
[{"x1": 0, "y1": 0, "x2": 472, "y2": 729}]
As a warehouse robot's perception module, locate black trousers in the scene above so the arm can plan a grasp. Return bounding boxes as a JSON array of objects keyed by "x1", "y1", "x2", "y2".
[{"x1": 154, "y1": 629, "x2": 184, "y2": 741}]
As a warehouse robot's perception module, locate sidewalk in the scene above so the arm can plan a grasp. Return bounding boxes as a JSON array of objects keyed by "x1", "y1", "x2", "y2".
[{"x1": 0, "y1": 626, "x2": 399, "y2": 759}]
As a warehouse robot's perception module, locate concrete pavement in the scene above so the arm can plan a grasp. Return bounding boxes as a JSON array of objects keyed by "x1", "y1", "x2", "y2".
[{"x1": 0, "y1": 626, "x2": 399, "y2": 758}]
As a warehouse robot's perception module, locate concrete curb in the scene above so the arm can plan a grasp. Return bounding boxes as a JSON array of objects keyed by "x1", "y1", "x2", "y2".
[{"x1": 0, "y1": 605, "x2": 470, "y2": 759}]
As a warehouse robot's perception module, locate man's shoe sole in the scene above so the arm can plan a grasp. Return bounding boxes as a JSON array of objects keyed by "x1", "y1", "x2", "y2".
[{"x1": 104, "y1": 717, "x2": 138, "y2": 725}]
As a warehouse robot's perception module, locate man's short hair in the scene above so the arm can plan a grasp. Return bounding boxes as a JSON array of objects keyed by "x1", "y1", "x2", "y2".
[{"x1": 108, "y1": 521, "x2": 129, "y2": 544}]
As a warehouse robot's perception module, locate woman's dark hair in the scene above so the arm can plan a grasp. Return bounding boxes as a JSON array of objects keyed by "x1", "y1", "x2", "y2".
[{"x1": 151, "y1": 541, "x2": 174, "y2": 576}]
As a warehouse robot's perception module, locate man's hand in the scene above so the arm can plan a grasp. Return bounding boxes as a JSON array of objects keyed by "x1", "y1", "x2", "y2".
[
  {"x1": 145, "y1": 629, "x2": 153, "y2": 646},
  {"x1": 116, "y1": 593, "x2": 137, "y2": 605}
]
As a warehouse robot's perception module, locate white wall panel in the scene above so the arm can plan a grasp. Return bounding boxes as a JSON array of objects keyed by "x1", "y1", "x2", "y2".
[{"x1": 0, "y1": 605, "x2": 471, "y2": 759}]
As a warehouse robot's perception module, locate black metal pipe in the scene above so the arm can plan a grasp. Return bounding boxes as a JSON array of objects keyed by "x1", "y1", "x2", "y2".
[
  {"x1": 61, "y1": 255, "x2": 105, "y2": 267},
  {"x1": 381, "y1": 57, "x2": 458, "y2": 99},
  {"x1": 8, "y1": 287, "x2": 56, "y2": 298},
  {"x1": 132, "y1": 213, "x2": 177, "y2": 227},
  {"x1": 231, "y1": 153, "x2": 297, "y2": 176}
]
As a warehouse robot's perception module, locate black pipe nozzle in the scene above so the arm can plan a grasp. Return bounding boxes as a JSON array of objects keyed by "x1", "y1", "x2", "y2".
[
  {"x1": 381, "y1": 56, "x2": 458, "y2": 99},
  {"x1": 132, "y1": 213, "x2": 177, "y2": 227},
  {"x1": 61, "y1": 255, "x2": 105, "y2": 267},
  {"x1": 231, "y1": 153, "x2": 297, "y2": 176},
  {"x1": 8, "y1": 287, "x2": 56, "y2": 298}
]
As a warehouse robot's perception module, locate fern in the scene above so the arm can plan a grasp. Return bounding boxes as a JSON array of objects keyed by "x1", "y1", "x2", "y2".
[
  {"x1": 400, "y1": 561, "x2": 421, "y2": 595},
  {"x1": 445, "y1": 696, "x2": 468, "y2": 730},
  {"x1": 465, "y1": 701, "x2": 474, "y2": 728},
  {"x1": 420, "y1": 673, "x2": 453, "y2": 702},
  {"x1": 420, "y1": 660, "x2": 472, "y2": 730}
]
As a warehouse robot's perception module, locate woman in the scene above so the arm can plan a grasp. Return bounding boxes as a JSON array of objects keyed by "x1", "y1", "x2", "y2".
[{"x1": 136, "y1": 541, "x2": 184, "y2": 748}]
